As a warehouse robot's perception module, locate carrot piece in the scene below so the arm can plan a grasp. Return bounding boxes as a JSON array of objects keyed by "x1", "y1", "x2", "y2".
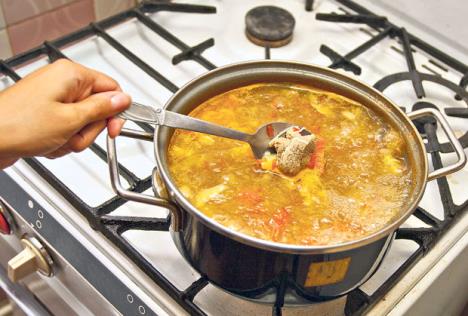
[
  {"x1": 273, "y1": 207, "x2": 290, "y2": 226},
  {"x1": 307, "y1": 138, "x2": 325, "y2": 173},
  {"x1": 239, "y1": 189, "x2": 264, "y2": 207},
  {"x1": 271, "y1": 207, "x2": 291, "y2": 241},
  {"x1": 266, "y1": 124, "x2": 274, "y2": 137},
  {"x1": 307, "y1": 153, "x2": 317, "y2": 169},
  {"x1": 254, "y1": 159, "x2": 262, "y2": 169},
  {"x1": 315, "y1": 138, "x2": 325, "y2": 150},
  {"x1": 309, "y1": 126, "x2": 321, "y2": 134}
]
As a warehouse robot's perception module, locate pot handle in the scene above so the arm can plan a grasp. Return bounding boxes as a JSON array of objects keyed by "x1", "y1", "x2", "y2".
[
  {"x1": 406, "y1": 108, "x2": 467, "y2": 181},
  {"x1": 106, "y1": 129, "x2": 182, "y2": 231}
]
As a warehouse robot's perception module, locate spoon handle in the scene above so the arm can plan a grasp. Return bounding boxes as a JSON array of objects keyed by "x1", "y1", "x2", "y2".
[{"x1": 119, "y1": 102, "x2": 251, "y2": 142}]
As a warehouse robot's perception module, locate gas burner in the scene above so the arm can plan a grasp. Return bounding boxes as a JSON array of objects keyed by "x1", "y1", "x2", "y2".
[
  {"x1": 374, "y1": 72, "x2": 468, "y2": 103},
  {"x1": 412, "y1": 101, "x2": 439, "y2": 111},
  {"x1": 374, "y1": 73, "x2": 468, "y2": 152},
  {"x1": 245, "y1": 6, "x2": 295, "y2": 48}
]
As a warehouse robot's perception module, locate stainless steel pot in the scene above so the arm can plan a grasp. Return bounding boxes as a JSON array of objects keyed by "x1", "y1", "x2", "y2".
[{"x1": 106, "y1": 61, "x2": 466, "y2": 304}]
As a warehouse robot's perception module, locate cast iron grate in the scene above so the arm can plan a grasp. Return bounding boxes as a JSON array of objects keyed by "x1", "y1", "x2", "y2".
[{"x1": 0, "y1": 1, "x2": 467, "y2": 316}]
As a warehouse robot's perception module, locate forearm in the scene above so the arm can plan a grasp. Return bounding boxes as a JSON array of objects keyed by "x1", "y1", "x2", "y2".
[
  {"x1": 0, "y1": 86, "x2": 29, "y2": 167},
  {"x1": 0, "y1": 89, "x2": 18, "y2": 168}
]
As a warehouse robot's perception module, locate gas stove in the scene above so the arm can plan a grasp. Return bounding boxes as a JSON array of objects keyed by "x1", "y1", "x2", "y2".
[{"x1": 0, "y1": 1, "x2": 467, "y2": 315}]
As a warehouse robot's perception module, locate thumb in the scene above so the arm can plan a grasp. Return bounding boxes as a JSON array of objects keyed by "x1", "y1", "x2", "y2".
[{"x1": 75, "y1": 91, "x2": 131, "y2": 125}]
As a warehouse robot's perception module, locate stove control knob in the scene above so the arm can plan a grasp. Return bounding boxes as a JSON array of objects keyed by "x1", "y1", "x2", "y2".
[{"x1": 7, "y1": 237, "x2": 53, "y2": 282}]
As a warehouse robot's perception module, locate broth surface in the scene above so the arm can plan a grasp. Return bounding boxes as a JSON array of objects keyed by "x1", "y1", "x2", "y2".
[{"x1": 167, "y1": 83, "x2": 413, "y2": 245}]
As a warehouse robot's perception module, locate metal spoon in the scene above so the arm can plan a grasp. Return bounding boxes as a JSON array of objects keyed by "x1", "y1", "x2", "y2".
[{"x1": 119, "y1": 102, "x2": 294, "y2": 159}]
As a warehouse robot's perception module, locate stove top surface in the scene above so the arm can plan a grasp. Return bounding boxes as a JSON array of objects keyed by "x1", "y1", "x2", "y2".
[
  {"x1": 1, "y1": 1, "x2": 467, "y2": 315},
  {"x1": 355, "y1": 0, "x2": 468, "y2": 62}
]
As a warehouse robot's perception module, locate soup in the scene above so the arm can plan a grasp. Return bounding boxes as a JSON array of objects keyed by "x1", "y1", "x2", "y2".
[{"x1": 167, "y1": 83, "x2": 413, "y2": 246}]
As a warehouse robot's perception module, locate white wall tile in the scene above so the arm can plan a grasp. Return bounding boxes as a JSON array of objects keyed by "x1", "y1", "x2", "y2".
[
  {"x1": 0, "y1": 0, "x2": 76, "y2": 26},
  {"x1": 0, "y1": 28, "x2": 12, "y2": 59},
  {"x1": 0, "y1": 3, "x2": 5, "y2": 28},
  {"x1": 94, "y1": 0, "x2": 134, "y2": 20}
]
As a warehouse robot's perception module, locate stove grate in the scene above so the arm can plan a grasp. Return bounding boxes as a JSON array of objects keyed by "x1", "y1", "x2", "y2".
[
  {"x1": 316, "y1": 13, "x2": 387, "y2": 27},
  {"x1": 0, "y1": 1, "x2": 467, "y2": 316},
  {"x1": 305, "y1": 0, "x2": 315, "y2": 12},
  {"x1": 334, "y1": 0, "x2": 468, "y2": 75},
  {"x1": 319, "y1": 26, "x2": 393, "y2": 75}
]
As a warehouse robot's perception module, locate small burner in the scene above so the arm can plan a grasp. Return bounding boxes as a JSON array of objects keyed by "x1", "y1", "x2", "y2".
[{"x1": 245, "y1": 6, "x2": 295, "y2": 48}]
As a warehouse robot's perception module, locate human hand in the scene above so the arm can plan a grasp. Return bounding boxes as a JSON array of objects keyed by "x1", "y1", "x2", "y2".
[{"x1": 0, "y1": 59, "x2": 131, "y2": 168}]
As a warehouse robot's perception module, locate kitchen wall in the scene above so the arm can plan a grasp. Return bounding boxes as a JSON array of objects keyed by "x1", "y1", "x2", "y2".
[{"x1": 0, "y1": 0, "x2": 136, "y2": 60}]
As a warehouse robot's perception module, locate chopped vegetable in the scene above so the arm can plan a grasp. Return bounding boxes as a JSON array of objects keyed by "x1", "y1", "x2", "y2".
[
  {"x1": 238, "y1": 189, "x2": 264, "y2": 207},
  {"x1": 266, "y1": 124, "x2": 274, "y2": 137},
  {"x1": 195, "y1": 184, "x2": 227, "y2": 206},
  {"x1": 271, "y1": 207, "x2": 291, "y2": 241},
  {"x1": 260, "y1": 153, "x2": 277, "y2": 171},
  {"x1": 382, "y1": 150, "x2": 403, "y2": 174},
  {"x1": 297, "y1": 169, "x2": 327, "y2": 206},
  {"x1": 198, "y1": 135, "x2": 215, "y2": 145},
  {"x1": 307, "y1": 138, "x2": 325, "y2": 173},
  {"x1": 229, "y1": 144, "x2": 251, "y2": 158},
  {"x1": 342, "y1": 111, "x2": 356, "y2": 120}
]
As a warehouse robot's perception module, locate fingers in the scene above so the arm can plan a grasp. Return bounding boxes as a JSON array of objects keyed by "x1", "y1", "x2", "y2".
[
  {"x1": 67, "y1": 120, "x2": 107, "y2": 152},
  {"x1": 85, "y1": 66, "x2": 121, "y2": 94},
  {"x1": 46, "y1": 59, "x2": 120, "y2": 102},
  {"x1": 44, "y1": 147, "x2": 72, "y2": 159},
  {"x1": 107, "y1": 117, "x2": 126, "y2": 138},
  {"x1": 45, "y1": 120, "x2": 107, "y2": 158},
  {"x1": 52, "y1": 59, "x2": 119, "y2": 92},
  {"x1": 72, "y1": 91, "x2": 131, "y2": 126},
  {"x1": 0, "y1": 158, "x2": 18, "y2": 169}
]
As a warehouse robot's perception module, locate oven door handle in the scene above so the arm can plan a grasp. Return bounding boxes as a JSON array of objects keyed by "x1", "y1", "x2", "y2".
[
  {"x1": 0, "y1": 265, "x2": 51, "y2": 316},
  {"x1": 407, "y1": 107, "x2": 467, "y2": 181},
  {"x1": 106, "y1": 130, "x2": 182, "y2": 231}
]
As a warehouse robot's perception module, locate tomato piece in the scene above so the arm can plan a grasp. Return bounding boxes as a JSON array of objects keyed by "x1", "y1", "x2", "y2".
[
  {"x1": 273, "y1": 207, "x2": 290, "y2": 226},
  {"x1": 307, "y1": 153, "x2": 317, "y2": 169},
  {"x1": 239, "y1": 189, "x2": 264, "y2": 207},
  {"x1": 266, "y1": 124, "x2": 274, "y2": 137},
  {"x1": 254, "y1": 159, "x2": 262, "y2": 169},
  {"x1": 307, "y1": 138, "x2": 325, "y2": 173},
  {"x1": 315, "y1": 138, "x2": 325, "y2": 150},
  {"x1": 309, "y1": 126, "x2": 321, "y2": 134},
  {"x1": 271, "y1": 207, "x2": 291, "y2": 241}
]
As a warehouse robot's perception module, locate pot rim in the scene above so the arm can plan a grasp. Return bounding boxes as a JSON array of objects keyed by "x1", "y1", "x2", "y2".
[{"x1": 154, "y1": 60, "x2": 428, "y2": 254}]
